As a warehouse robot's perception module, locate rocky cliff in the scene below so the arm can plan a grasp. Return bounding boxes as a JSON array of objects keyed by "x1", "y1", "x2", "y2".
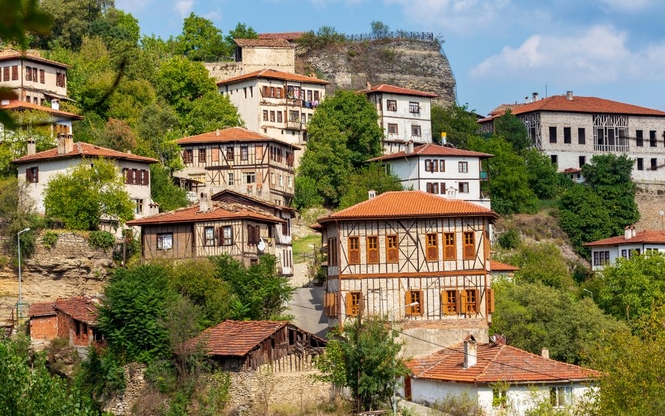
[{"x1": 297, "y1": 38, "x2": 456, "y2": 106}]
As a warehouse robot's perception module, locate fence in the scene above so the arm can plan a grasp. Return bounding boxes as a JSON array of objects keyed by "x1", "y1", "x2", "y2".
[{"x1": 346, "y1": 31, "x2": 435, "y2": 43}]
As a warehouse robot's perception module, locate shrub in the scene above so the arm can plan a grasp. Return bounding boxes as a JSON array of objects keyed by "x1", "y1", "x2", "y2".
[
  {"x1": 88, "y1": 230, "x2": 116, "y2": 251},
  {"x1": 42, "y1": 231, "x2": 59, "y2": 249},
  {"x1": 498, "y1": 229, "x2": 520, "y2": 249}
]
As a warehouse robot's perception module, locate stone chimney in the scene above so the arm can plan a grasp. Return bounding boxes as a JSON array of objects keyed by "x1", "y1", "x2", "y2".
[
  {"x1": 368, "y1": 189, "x2": 376, "y2": 199},
  {"x1": 625, "y1": 225, "x2": 636, "y2": 239},
  {"x1": 57, "y1": 134, "x2": 73, "y2": 155},
  {"x1": 51, "y1": 98, "x2": 60, "y2": 111},
  {"x1": 463, "y1": 336, "x2": 477, "y2": 369},
  {"x1": 27, "y1": 138, "x2": 36, "y2": 155},
  {"x1": 406, "y1": 140, "x2": 414, "y2": 154},
  {"x1": 198, "y1": 190, "x2": 212, "y2": 212},
  {"x1": 541, "y1": 348, "x2": 549, "y2": 359},
  {"x1": 566, "y1": 91, "x2": 574, "y2": 101},
  {"x1": 532, "y1": 92, "x2": 539, "y2": 102}
]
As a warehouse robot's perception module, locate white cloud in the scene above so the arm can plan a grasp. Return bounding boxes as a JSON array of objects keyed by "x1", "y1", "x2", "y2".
[
  {"x1": 597, "y1": 0, "x2": 653, "y2": 12},
  {"x1": 175, "y1": 0, "x2": 195, "y2": 18}
]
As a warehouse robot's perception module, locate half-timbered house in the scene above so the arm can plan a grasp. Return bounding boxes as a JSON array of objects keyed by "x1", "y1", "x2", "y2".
[
  {"x1": 126, "y1": 195, "x2": 293, "y2": 274},
  {"x1": 175, "y1": 127, "x2": 299, "y2": 207},
  {"x1": 315, "y1": 190, "x2": 499, "y2": 357}
]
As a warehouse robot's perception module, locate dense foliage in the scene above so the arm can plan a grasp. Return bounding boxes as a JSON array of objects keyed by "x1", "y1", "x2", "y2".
[{"x1": 430, "y1": 103, "x2": 480, "y2": 148}]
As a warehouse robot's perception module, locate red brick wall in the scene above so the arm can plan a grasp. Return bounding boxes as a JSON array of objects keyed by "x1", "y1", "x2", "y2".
[
  {"x1": 30, "y1": 316, "x2": 58, "y2": 340},
  {"x1": 56, "y1": 312, "x2": 91, "y2": 347}
]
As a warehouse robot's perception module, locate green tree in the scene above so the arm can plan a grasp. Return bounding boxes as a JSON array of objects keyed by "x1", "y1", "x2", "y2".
[
  {"x1": 293, "y1": 175, "x2": 323, "y2": 210},
  {"x1": 317, "y1": 316, "x2": 406, "y2": 411},
  {"x1": 43, "y1": 158, "x2": 134, "y2": 230},
  {"x1": 89, "y1": 7, "x2": 140, "y2": 51},
  {"x1": 107, "y1": 78, "x2": 157, "y2": 126},
  {"x1": 338, "y1": 164, "x2": 403, "y2": 209},
  {"x1": 430, "y1": 103, "x2": 480, "y2": 148},
  {"x1": 225, "y1": 22, "x2": 258, "y2": 53},
  {"x1": 523, "y1": 149, "x2": 559, "y2": 199},
  {"x1": 505, "y1": 242, "x2": 575, "y2": 289},
  {"x1": 38, "y1": 0, "x2": 112, "y2": 49},
  {"x1": 94, "y1": 118, "x2": 137, "y2": 151},
  {"x1": 370, "y1": 21, "x2": 390, "y2": 38},
  {"x1": 494, "y1": 109, "x2": 530, "y2": 152},
  {"x1": 155, "y1": 56, "x2": 217, "y2": 115},
  {"x1": 468, "y1": 136, "x2": 537, "y2": 215},
  {"x1": 176, "y1": 13, "x2": 226, "y2": 61},
  {"x1": 0, "y1": 177, "x2": 40, "y2": 259},
  {"x1": 135, "y1": 103, "x2": 183, "y2": 171},
  {"x1": 149, "y1": 164, "x2": 189, "y2": 212},
  {"x1": 184, "y1": 91, "x2": 242, "y2": 135}
]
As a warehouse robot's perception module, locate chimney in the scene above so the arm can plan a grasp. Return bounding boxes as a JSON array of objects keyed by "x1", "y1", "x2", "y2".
[
  {"x1": 57, "y1": 134, "x2": 73, "y2": 155},
  {"x1": 441, "y1": 132, "x2": 447, "y2": 145},
  {"x1": 631, "y1": 225, "x2": 636, "y2": 238},
  {"x1": 51, "y1": 98, "x2": 59, "y2": 111},
  {"x1": 566, "y1": 91, "x2": 574, "y2": 101},
  {"x1": 406, "y1": 140, "x2": 414, "y2": 154},
  {"x1": 532, "y1": 92, "x2": 539, "y2": 102},
  {"x1": 198, "y1": 191, "x2": 212, "y2": 212},
  {"x1": 27, "y1": 138, "x2": 36, "y2": 155},
  {"x1": 366, "y1": 82, "x2": 371, "y2": 90},
  {"x1": 541, "y1": 348, "x2": 549, "y2": 359},
  {"x1": 463, "y1": 336, "x2": 477, "y2": 369},
  {"x1": 216, "y1": 129, "x2": 220, "y2": 136},
  {"x1": 525, "y1": 96, "x2": 529, "y2": 103},
  {"x1": 368, "y1": 189, "x2": 376, "y2": 199},
  {"x1": 625, "y1": 226, "x2": 632, "y2": 239}
]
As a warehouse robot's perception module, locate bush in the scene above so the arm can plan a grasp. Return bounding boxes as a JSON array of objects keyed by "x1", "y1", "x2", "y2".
[
  {"x1": 498, "y1": 229, "x2": 520, "y2": 249},
  {"x1": 42, "y1": 231, "x2": 59, "y2": 249},
  {"x1": 88, "y1": 230, "x2": 116, "y2": 251}
]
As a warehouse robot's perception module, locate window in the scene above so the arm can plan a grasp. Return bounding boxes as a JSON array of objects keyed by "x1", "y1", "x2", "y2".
[
  {"x1": 55, "y1": 72, "x2": 65, "y2": 87},
  {"x1": 287, "y1": 176, "x2": 292, "y2": 188},
  {"x1": 204, "y1": 226, "x2": 215, "y2": 246},
  {"x1": 409, "y1": 101, "x2": 420, "y2": 113},
  {"x1": 637, "y1": 158, "x2": 644, "y2": 171},
  {"x1": 247, "y1": 224, "x2": 260, "y2": 245},
  {"x1": 593, "y1": 250, "x2": 610, "y2": 266},
  {"x1": 245, "y1": 172, "x2": 255, "y2": 184},
  {"x1": 551, "y1": 155, "x2": 558, "y2": 165},
  {"x1": 386, "y1": 235, "x2": 398, "y2": 263},
  {"x1": 463, "y1": 232, "x2": 475, "y2": 260},
  {"x1": 198, "y1": 148, "x2": 206, "y2": 164},
  {"x1": 636, "y1": 130, "x2": 643, "y2": 147},
  {"x1": 462, "y1": 289, "x2": 479, "y2": 314},
  {"x1": 157, "y1": 233, "x2": 173, "y2": 250},
  {"x1": 3, "y1": 67, "x2": 8, "y2": 81},
  {"x1": 387, "y1": 100, "x2": 397, "y2": 111},
  {"x1": 425, "y1": 159, "x2": 438, "y2": 172},
  {"x1": 270, "y1": 111, "x2": 275, "y2": 122},
  {"x1": 426, "y1": 182, "x2": 439, "y2": 194},
  {"x1": 442, "y1": 290, "x2": 458, "y2": 315},
  {"x1": 226, "y1": 147, "x2": 234, "y2": 161},
  {"x1": 289, "y1": 110, "x2": 299, "y2": 122},
  {"x1": 406, "y1": 290, "x2": 423, "y2": 316},
  {"x1": 493, "y1": 388, "x2": 507, "y2": 409},
  {"x1": 228, "y1": 172, "x2": 234, "y2": 185},
  {"x1": 651, "y1": 158, "x2": 658, "y2": 170},
  {"x1": 426, "y1": 233, "x2": 438, "y2": 261},
  {"x1": 387, "y1": 123, "x2": 398, "y2": 134},
  {"x1": 278, "y1": 174, "x2": 283, "y2": 187},
  {"x1": 12, "y1": 65, "x2": 18, "y2": 80},
  {"x1": 650, "y1": 130, "x2": 657, "y2": 147},
  {"x1": 314, "y1": 90, "x2": 320, "y2": 101},
  {"x1": 262, "y1": 110, "x2": 268, "y2": 121},
  {"x1": 411, "y1": 124, "x2": 421, "y2": 137},
  {"x1": 32, "y1": 67, "x2": 37, "y2": 83},
  {"x1": 549, "y1": 126, "x2": 557, "y2": 143},
  {"x1": 578, "y1": 128, "x2": 586, "y2": 144},
  {"x1": 220, "y1": 226, "x2": 233, "y2": 246},
  {"x1": 459, "y1": 182, "x2": 469, "y2": 193},
  {"x1": 241, "y1": 146, "x2": 248, "y2": 161},
  {"x1": 444, "y1": 233, "x2": 455, "y2": 260},
  {"x1": 182, "y1": 149, "x2": 193, "y2": 163},
  {"x1": 349, "y1": 236, "x2": 360, "y2": 264},
  {"x1": 550, "y1": 387, "x2": 572, "y2": 408},
  {"x1": 26, "y1": 166, "x2": 38, "y2": 183},
  {"x1": 346, "y1": 291, "x2": 362, "y2": 317},
  {"x1": 439, "y1": 160, "x2": 445, "y2": 172},
  {"x1": 25, "y1": 66, "x2": 32, "y2": 81},
  {"x1": 367, "y1": 236, "x2": 379, "y2": 263},
  {"x1": 579, "y1": 156, "x2": 586, "y2": 167},
  {"x1": 134, "y1": 198, "x2": 143, "y2": 215},
  {"x1": 564, "y1": 127, "x2": 571, "y2": 144},
  {"x1": 276, "y1": 87, "x2": 282, "y2": 98},
  {"x1": 328, "y1": 238, "x2": 338, "y2": 266},
  {"x1": 458, "y1": 161, "x2": 468, "y2": 173},
  {"x1": 276, "y1": 111, "x2": 282, "y2": 123}
]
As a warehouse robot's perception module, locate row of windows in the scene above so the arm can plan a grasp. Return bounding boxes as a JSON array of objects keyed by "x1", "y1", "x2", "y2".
[
  {"x1": 262, "y1": 85, "x2": 321, "y2": 102},
  {"x1": 635, "y1": 130, "x2": 663, "y2": 147},
  {"x1": 426, "y1": 182, "x2": 469, "y2": 194},
  {"x1": 24, "y1": 66, "x2": 45, "y2": 84},
  {"x1": 386, "y1": 123, "x2": 421, "y2": 136},
  {"x1": 636, "y1": 157, "x2": 662, "y2": 171},
  {"x1": 123, "y1": 168, "x2": 150, "y2": 186},
  {"x1": 424, "y1": 160, "x2": 469, "y2": 173},
  {"x1": 182, "y1": 145, "x2": 294, "y2": 167},
  {"x1": 1, "y1": 66, "x2": 18, "y2": 81},
  {"x1": 1, "y1": 67, "x2": 63, "y2": 86},
  {"x1": 385, "y1": 100, "x2": 421, "y2": 113},
  {"x1": 548, "y1": 126, "x2": 665, "y2": 148},
  {"x1": 225, "y1": 171, "x2": 292, "y2": 188},
  {"x1": 263, "y1": 109, "x2": 313, "y2": 125}
]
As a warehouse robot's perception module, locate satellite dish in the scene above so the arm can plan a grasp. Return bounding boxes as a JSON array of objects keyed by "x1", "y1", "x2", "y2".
[{"x1": 257, "y1": 239, "x2": 266, "y2": 252}]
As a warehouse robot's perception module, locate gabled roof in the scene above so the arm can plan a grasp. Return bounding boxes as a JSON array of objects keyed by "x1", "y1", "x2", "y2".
[
  {"x1": 189, "y1": 320, "x2": 289, "y2": 356},
  {"x1": 490, "y1": 260, "x2": 520, "y2": 272},
  {"x1": 317, "y1": 190, "x2": 497, "y2": 223},
  {"x1": 368, "y1": 143, "x2": 492, "y2": 162},
  {"x1": 1, "y1": 100, "x2": 83, "y2": 120},
  {"x1": 217, "y1": 68, "x2": 329, "y2": 86},
  {"x1": 360, "y1": 84, "x2": 437, "y2": 98},
  {"x1": 12, "y1": 141, "x2": 158, "y2": 165},
  {"x1": 126, "y1": 202, "x2": 285, "y2": 226},
  {"x1": 583, "y1": 229, "x2": 665, "y2": 247},
  {"x1": 29, "y1": 302, "x2": 57, "y2": 318},
  {"x1": 406, "y1": 342, "x2": 600, "y2": 384},
  {"x1": 234, "y1": 38, "x2": 292, "y2": 48},
  {"x1": 258, "y1": 32, "x2": 305, "y2": 41},
  {"x1": 211, "y1": 189, "x2": 296, "y2": 213},
  {"x1": 481, "y1": 94, "x2": 665, "y2": 122},
  {"x1": 176, "y1": 126, "x2": 301, "y2": 149},
  {"x1": 0, "y1": 49, "x2": 70, "y2": 68}
]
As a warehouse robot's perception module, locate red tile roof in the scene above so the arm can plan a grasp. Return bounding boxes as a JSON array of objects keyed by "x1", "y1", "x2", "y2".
[
  {"x1": 189, "y1": 320, "x2": 288, "y2": 356},
  {"x1": 0, "y1": 49, "x2": 70, "y2": 68},
  {"x1": 490, "y1": 260, "x2": 520, "y2": 272},
  {"x1": 53, "y1": 297, "x2": 100, "y2": 325},
  {"x1": 211, "y1": 189, "x2": 296, "y2": 213},
  {"x1": 217, "y1": 68, "x2": 329, "y2": 86},
  {"x1": 406, "y1": 342, "x2": 600, "y2": 384},
  {"x1": 234, "y1": 38, "x2": 292, "y2": 48},
  {"x1": 258, "y1": 32, "x2": 305, "y2": 41},
  {"x1": 318, "y1": 191, "x2": 497, "y2": 223},
  {"x1": 29, "y1": 302, "x2": 57, "y2": 317},
  {"x1": 360, "y1": 84, "x2": 437, "y2": 98},
  {"x1": 1, "y1": 100, "x2": 83, "y2": 120},
  {"x1": 176, "y1": 126, "x2": 301, "y2": 149},
  {"x1": 12, "y1": 142, "x2": 158, "y2": 164},
  {"x1": 481, "y1": 94, "x2": 665, "y2": 121},
  {"x1": 126, "y1": 202, "x2": 285, "y2": 226},
  {"x1": 583, "y1": 229, "x2": 665, "y2": 247},
  {"x1": 369, "y1": 143, "x2": 492, "y2": 162}
]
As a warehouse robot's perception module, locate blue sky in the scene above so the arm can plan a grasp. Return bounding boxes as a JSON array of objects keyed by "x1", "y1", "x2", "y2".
[{"x1": 115, "y1": 0, "x2": 665, "y2": 116}]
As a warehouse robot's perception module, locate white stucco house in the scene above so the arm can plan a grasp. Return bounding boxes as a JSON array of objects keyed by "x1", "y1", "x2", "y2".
[
  {"x1": 12, "y1": 136, "x2": 159, "y2": 219},
  {"x1": 405, "y1": 338, "x2": 599, "y2": 416},
  {"x1": 584, "y1": 226, "x2": 665, "y2": 271},
  {"x1": 368, "y1": 142, "x2": 493, "y2": 208}
]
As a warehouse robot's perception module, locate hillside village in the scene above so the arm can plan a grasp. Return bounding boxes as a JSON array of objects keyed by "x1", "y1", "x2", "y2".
[{"x1": 2, "y1": 3, "x2": 665, "y2": 416}]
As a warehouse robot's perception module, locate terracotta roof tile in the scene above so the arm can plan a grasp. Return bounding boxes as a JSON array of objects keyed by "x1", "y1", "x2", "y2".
[
  {"x1": 211, "y1": 189, "x2": 296, "y2": 213},
  {"x1": 1, "y1": 100, "x2": 83, "y2": 120},
  {"x1": 176, "y1": 127, "x2": 301, "y2": 149},
  {"x1": 258, "y1": 32, "x2": 305, "y2": 41},
  {"x1": 189, "y1": 320, "x2": 288, "y2": 356},
  {"x1": 126, "y1": 202, "x2": 286, "y2": 226},
  {"x1": 0, "y1": 49, "x2": 70, "y2": 68},
  {"x1": 490, "y1": 260, "x2": 520, "y2": 272},
  {"x1": 12, "y1": 142, "x2": 158, "y2": 164},
  {"x1": 360, "y1": 84, "x2": 437, "y2": 98},
  {"x1": 406, "y1": 343, "x2": 600, "y2": 384},
  {"x1": 53, "y1": 297, "x2": 100, "y2": 325},
  {"x1": 583, "y1": 229, "x2": 665, "y2": 247},
  {"x1": 318, "y1": 191, "x2": 497, "y2": 222},
  {"x1": 217, "y1": 68, "x2": 329, "y2": 86},
  {"x1": 29, "y1": 302, "x2": 56, "y2": 317},
  {"x1": 234, "y1": 38, "x2": 292, "y2": 48},
  {"x1": 369, "y1": 143, "x2": 492, "y2": 162}
]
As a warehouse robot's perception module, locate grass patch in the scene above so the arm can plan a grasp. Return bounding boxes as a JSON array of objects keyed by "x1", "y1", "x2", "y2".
[
  {"x1": 292, "y1": 235, "x2": 320, "y2": 264},
  {"x1": 537, "y1": 198, "x2": 559, "y2": 211}
]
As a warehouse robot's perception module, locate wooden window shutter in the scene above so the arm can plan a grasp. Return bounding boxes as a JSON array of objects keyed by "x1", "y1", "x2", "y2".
[
  {"x1": 441, "y1": 290, "x2": 448, "y2": 315},
  {"x1": 248, "y1": 225, "x2": 254, "y2": 245},
  {"x1": 141, "y1": 169, "x2": 149, "y2": 186},
  {"x1": 255, "y1": 145, "x2": 263, "y2": 160},
  {"x1": 427, "y1": 239, "x2": 438, "y2": 261},
  {"x1": 473, "y1": 289, "x2": 480, "y2": 313},
  {"x1": 217, "y1": 227, "x2": 224, "y2": 246},
  {"x1": 405, "y1": 291, "x2": 413, "y2": 315},
  {"x1": 26, "y1": 168, "x2": 33, "y2": 183},
  {"x1": 460, "y1": 290, "x2": 468, "y2": 314},
  {"x1": 455, "y1": 290, "x2": 461, "y2": 315},
  {"x1": 256, "y1": 171, "x2": 262, "y2": 189},
  {"x1": 486, "y1": 288, "x2": 495, "y2": 314},
  {"x1": 34, "y1": 167, "x2": 38, "y2": 183},
  {"x1": 131, "y1": 169, "x2": 138, "y2": 185},
  {"x1": 445, "y1": 245, "x2": 455, "y2": 260},
  {"x1": 464, "y1": 244, "x2": 475, "y2": 259}
]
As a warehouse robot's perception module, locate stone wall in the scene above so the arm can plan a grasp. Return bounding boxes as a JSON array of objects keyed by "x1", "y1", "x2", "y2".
[
  {"x1": 635, "y1": 184, "x2": 665, "y2": 231},
  {"x1": 103, "y1": 363, "x2": 148, "y2": 415}
]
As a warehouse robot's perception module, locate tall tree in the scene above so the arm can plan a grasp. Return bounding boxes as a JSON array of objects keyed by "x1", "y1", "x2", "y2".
[
  {"x1": 155, "y1": 56, "x2": 217, "y2": 116},
  {"x1": 149, "y1": 164, "x2": 189, "y2": 212},
  {"x1": 494, "y1": 109, "x2": 530, "y2": 152},
  {"x1": 225, "y1": 22, "x2": 258, "y2": 51},
  {"x1": 184, "y1": 91, "x2": 242, "y2": 135},
  {"x1": 176, "y1": 13, "x2": 226, "y2": 61},
  {"x1": 430, "y1": 103, "x2": 480, "y2": 148},
  {"x1": 338, "y1": 164, "x2": 403, "y2": 209},
  {"x1": 38, "y1": 0, "x2": 113, "y2": 49},
  {"x1": 523, "y1": 148, "x2": 560, "y2": 199}
]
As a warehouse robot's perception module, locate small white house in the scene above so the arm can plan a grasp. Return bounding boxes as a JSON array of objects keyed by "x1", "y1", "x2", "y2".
[
  {"x1": 584, "y1": 226, "x2": 665, "y2": 271},
  {"x1": 405, "y1": 338, "x2": 599, "y2": 416}
]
